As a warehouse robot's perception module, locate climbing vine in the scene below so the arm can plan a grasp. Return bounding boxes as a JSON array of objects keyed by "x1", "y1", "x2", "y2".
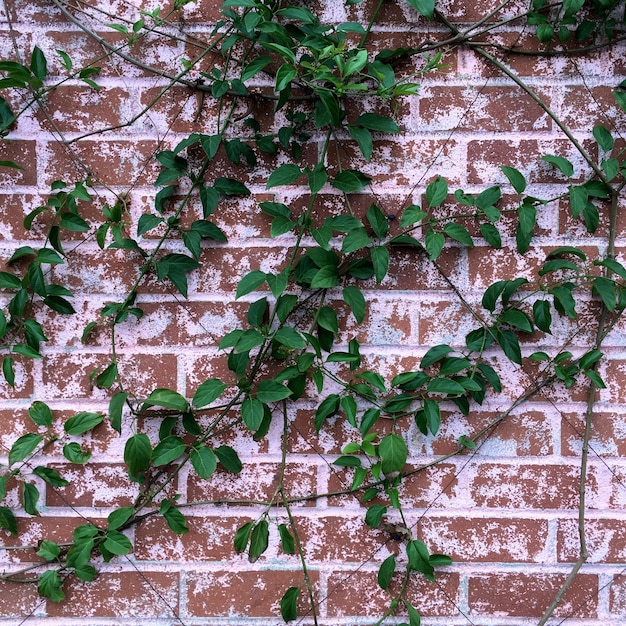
[{"x1": 0, "y1": 0, "x2": 625, "y2": 623}]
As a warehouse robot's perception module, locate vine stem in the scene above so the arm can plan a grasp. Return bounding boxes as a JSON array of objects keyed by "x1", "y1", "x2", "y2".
[
  {"x1": 537, "y1": 188, "x2": 622, "y2": 625},
  {"x1": 434, "y1": 9, "x2": 607, "y2": 183},
  {"x1": 278, "y1": 404, "x2": 319, "y2": 626}
]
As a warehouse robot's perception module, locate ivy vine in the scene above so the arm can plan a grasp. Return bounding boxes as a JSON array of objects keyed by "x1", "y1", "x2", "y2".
[{"x1": 0, "y1": 0, "x2": 625, "y2": 623}]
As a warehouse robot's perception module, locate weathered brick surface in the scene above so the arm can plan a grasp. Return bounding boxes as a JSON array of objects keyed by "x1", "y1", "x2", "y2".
[{"x1": 0, "y1": 0, "x2": 625, "y2": 624}]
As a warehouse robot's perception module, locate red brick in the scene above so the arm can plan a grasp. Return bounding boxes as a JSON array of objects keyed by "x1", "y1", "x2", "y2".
[
  {"x1": 186, "y1": 569, "x2": 319, "y2": 617},
  {"x1": 0, "y1": 355, "x2": 34, "y2": 398},
  {"x1": 327, "y1": 462, "x2": 459, "y2": 509},
  {"x1": 468, "y1": 462, "x2": 598, "y2": 509},
  {"x1": 47, "y1": 571, "x2": 179, "y2": 618},
  {"x1": 41, "y1": 353, "x2": 178, "y2": 398},
  {"x1": 560, "y1": 85, "x2": 626, "y2": 131},
  {"x1": 418, "y1": 516, "x2": 549, "y2": 562},
  {"x1": 467, "y1": 139, "x2": 598, "y2": 185},
  {"x1": 609, "y1": 466, "x2": 626, "y2": 509},
  {"x1": 44, "y1": 140, "x2": 162, "y2": 187},
  {"x1": 419, "y1": 86, "x2": 552, "y2": 132},
  {"x1": 187, "y1": 462, "x2": 318, "y2": 506},
  {"x1": 296, "y1": 515, "x2": 390, "y2": 563},
  {"x1": 45, "y1": 463, "x2": 140, "y2": 507},
  {"x1": 326, "y1": 570, "x2": 459, "y2": 617},
  {"x1": 0, "y1": 140, "x2": 37, "y2": 185},
  {"x1": 135, "y1": 514, "x2": 252, "y2": 561},
  {"x1": 327, "y1": 139, "x2": 464, "y2": 187},
  {"x1": 609, "y1": 573, "x2": 626, "y2": 615},
  {"x1": 468, "y1": 572, "x2": 598, "y2": 618},
  {"x1": 558, "y1": 517, "x2": 626, "y2": 563},
  {"x1": 562, "y1": 411, "x2": 626, "y2": 458},
  {"x1": 41, "y1": 86, "x2": 130, "y2": 133},
  {"x1": 0, "y1": 579, "x2": 44, "y2": 617},
  {"x1": 421, "y1": 409, "x2": 556, "y2": 457}
]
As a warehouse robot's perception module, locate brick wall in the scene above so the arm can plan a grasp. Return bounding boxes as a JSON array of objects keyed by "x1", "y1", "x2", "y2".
[{"x1": 0, "y1": 0, "x2": 625, "y2": 624}]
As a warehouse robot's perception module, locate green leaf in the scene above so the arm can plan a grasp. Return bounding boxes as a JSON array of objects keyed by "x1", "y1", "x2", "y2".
[
  {"x1": 155, "y1": 253, "x2": 199, "y2": 298},
  {"x1": 516, "y1": 201, "x2": 536, "y2": 254},
  {"x1": 234, "y1": 521, "x2": 254, "y2": 552},
  {"x1": 0, "y1": 271, "x2": 21, "y2": 289},
  {"x1": 9, "y1": 433, "x2": 43, "y2": 466},
  {"x1": 378, "y1": 433, "x2": 408, "y2": 474},
  {"x1": 23, "y1": 482, "x2": 39, "y2": 515},
  {"x1": 194, "y1": 378, "x2": 227, "y2": 408},
  {"x1": 342, "y1": 227, "x2": 370, "y2": 254},
  {"x1": 28, "y1": 401, "x2": 53, "y2": 427},
  {"x1": 310, "y1": 265, "x2": 339, "y2": 288},
  {"x1": 421, "y1": 344, "x2": 453, "y2": 369},
  {"x1": 62, "y1": 442, "x2": 91, "y2": 464},
  {"x1": 107, "y1": 507, "x2": 134, "y2": 530},
  {"x1": 424, "y1": 228, "x2": 445, "y2": 260},
  {"x1": 423, "y1": 398, "x2": 441, "y2": 435},
  {"x1": 400, "y1": 204, "x2": 426, "y2": 228},
  {"x1": 349, "y1": 125, "x2": 373, "y2": 161},
  {"x1": 501, "y1": 165, "x2": 526, "y2": 193},
  {"x1": 257, "y1": 380, "x2": 292, "y2": 403},
  {"x1": 443, "y1": 222, "x2": 473, "y2": 246},
  {"x1": 275, "y1": 326, "x2": 307, "y2": 349},
  {"x1": 37, "y1": 539, "x2": 61, "y2": 561},
  {"x1": 427, "y1": 377, "x2": 465, "y2": 395},
  {"x1": 33, "y1": 466, "x2": 69, "y2": 487},
  {"x1": 533, "y1": 300, "x2": 552, "y2": 333},
  {"x1": 378, "y1": 553, "x2": 396, "y2": 590},
  {"x1": 60, "y1": 212, "x2": 89, "y2": 232},
  {"x1": 145, "y1": 388, "x2": 188, "y2": 412},
  {"x1": 190, "y1": 445, "x2": 217, "y2": 479},
  {"x1": 30, "y1": 46, "x2": 47, "y2": 81},
  {"x1": 315, "y1": 394, "x2": 340, "y2": 431},
  {"x1": 152, "y1": 436, "x2": 186, "y2": 466},
  {"x1": 267, "y1": 164, "x2": 302, "y2": 189},
  {"x1": 137, "y1": 213, "x2": 163, "y2": 237},
  {"x1": 404, "y1": 601, "x2": 422, "y2": 626},
  {"x1": 0, "y1": 504, "x2": 17, "y2": 535},
  {"x1": 242, "y1": 55, "x2": 272, "y2": 81},
  {"x1": 592, "y1": 276, "x2": 616, "y2": 312},
  {"x1": 278, "y1": 523, "x2": 295, "y2": 554},
  {"x1": 542, "y1": 154, "x2": 574, "y2": 177},
  {"x1": 213, "y1": 177, "x2": 250, "y2": 196},
  {"x1": 343, "y1": 286, "x2": 366, "y2": 323},
  {"x1": 584, "y1": 369, "x2": 606, "y2": 388},
  {"x1": 109, "y1": 391, "x2": 127, "y2": 434},
  {"x1": 356, "y1": 112, "x2": 400, "y2": 133},
  {"x1": 496, "y1": 329, "x2": 522, "y2": 364},
  {"x1": 280, "y1": 586, "x2": 299, "y2": 622},
  {"x1": 236, "y1": 270, "x2": 267, "y2": 299},
  {"x1": 160, "y1": 499, "x2": 188, "y2": 534},
  {"x1": 550, "y1": 283, "x2": 577, "y2": 318},
  {"x1": 593, "y1": 124, "x2": 614, "y2": 151},
  {"x1": 2, "y1": 356, "x2": 14, "y2": 387},
  {"x1": 249, "y1": 519, "x2": 269, "y2": 562},
  {"x1": 103, "y1": 530, "x2": 132, "y2": 555},
  {"x1": 124, "y1": 433, "x2": 152, "y2": 478},
  {"x1": 95, "y1": 362, "x2": 117, "y2": 389},
  {"x1": 38, "y1": 570, "x2": 65, "y2": 603},
  {"x1": 214, "y1": 445, "x2": 242, "y2": 473},
  {"x1": 242, "y1": 396, "x2": 264, "y2": 431},
  {"x1": 371, "y1": 246, "x2": 389, "y2": 283},
  {"x1": 425, "y1": 176, "x2": 448, "y2": 208},
  {"x1": 365, "y1": 204, "x2": 389, "y2": 238},
  {"x1": 499, "y1": 308, "x2": 533, "y2": 333},
  {"x1": 405, "y1": 0, "x2": 434, "y2": 18},
  {"x1": 480, "y1": 222, "x2": 502, "y2": 248},
  {"x1": 365, "y1": 504, "x2": 387, "y2": 528},
  {"x1": 332, "y1": 169, "x2": 371, "y2": 193}
]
